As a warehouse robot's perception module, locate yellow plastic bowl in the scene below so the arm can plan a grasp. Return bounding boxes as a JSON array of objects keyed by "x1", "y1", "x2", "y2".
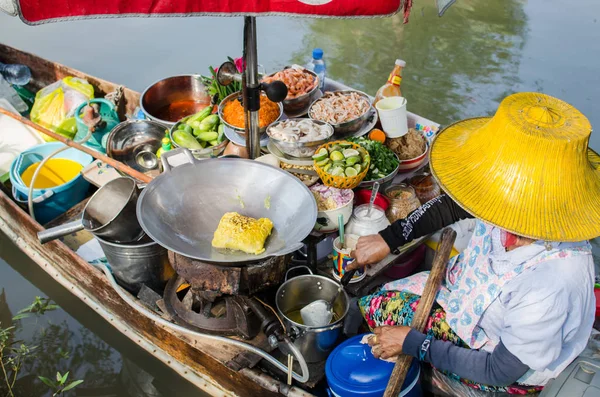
[{"x1": 314, "y1": 141, "x2": 370, "y2": 189}]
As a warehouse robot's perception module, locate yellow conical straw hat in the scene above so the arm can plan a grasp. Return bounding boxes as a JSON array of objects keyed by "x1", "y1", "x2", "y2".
[{"x1": 430, "y1": 92, "x2": 600, "y2": 242}]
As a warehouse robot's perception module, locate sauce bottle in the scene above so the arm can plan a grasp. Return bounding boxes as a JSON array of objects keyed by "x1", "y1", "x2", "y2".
[{"x1": 374, "y1": 59, "x2": 406, "y2": 105}]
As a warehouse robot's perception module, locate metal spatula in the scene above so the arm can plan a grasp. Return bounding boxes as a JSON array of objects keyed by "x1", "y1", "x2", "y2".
[{"x1": 300, "y1": 286, "x2": 342, "y2": 327}]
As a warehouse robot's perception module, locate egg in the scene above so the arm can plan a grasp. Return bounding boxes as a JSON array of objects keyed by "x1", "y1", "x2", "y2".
[
  {"x1": 255, "y1": 154, "x2": 280, "y2": 168},
  {"x1": 223, "y1": 142, "x2": 249, "y2": 158}
]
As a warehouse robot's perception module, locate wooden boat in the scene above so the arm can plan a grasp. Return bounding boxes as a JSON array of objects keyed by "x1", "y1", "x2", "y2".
[{"x1": 0, "y1": 42, "x2": 436, "y2": 396}]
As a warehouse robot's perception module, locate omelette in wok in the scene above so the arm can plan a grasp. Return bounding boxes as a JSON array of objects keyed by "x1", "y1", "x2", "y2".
[{"x1": 212, "y1": 212, "x2": 274, "y2": 255}]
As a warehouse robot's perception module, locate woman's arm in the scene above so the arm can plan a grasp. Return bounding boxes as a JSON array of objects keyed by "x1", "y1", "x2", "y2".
[
  {"x1": 403, "y1": 330, "x2": 529, "y2": 386},
  {"x1": 379, "y1": 194, "x2": 473, "y2": 251}
]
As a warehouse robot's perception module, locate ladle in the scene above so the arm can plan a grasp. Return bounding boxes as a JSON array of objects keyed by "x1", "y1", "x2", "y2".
[{"x1": 300, "y1": 286, "x2": 342, "y2": 327}]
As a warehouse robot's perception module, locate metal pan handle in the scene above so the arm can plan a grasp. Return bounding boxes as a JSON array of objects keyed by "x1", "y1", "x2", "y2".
[
  {"x1": 160, "y1": 148, "x2": 196, "y2": 173},
  {"x1": 284, "y1": 265, "x2": 313, "y2": 281},
  {"x1": 38, "y1": 220, "x2": 84, "y2": 244}
]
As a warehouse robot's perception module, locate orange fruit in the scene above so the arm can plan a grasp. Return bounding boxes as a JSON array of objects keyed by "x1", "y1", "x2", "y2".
[{"x1": 369, "y1": 128, "x2": 386, "y2": 143}]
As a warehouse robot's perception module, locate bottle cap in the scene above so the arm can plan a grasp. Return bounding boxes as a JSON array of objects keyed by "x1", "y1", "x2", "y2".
[
  {"x1": 312, "y1": 48, "x2": 324, "y2": 60},
  {"x1": 161, "y1": 137, "x2": 172, "y2": 150},
  {"x1": 395, "y1": 59, "x2": 406, "y2": 67}
]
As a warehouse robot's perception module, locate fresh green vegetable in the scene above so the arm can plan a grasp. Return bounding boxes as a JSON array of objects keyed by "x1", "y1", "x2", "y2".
[
  {"x1": 348, "y1": 137, "x2": 399, "y2": 181},
  {"x1": 314, "y1": 141, "x2": 370, "y2": 177},
  {"x1": 196, "y1": 131, "x2": 219, "y2": 142},
  {"x1": 217, "y1": 124, "x2": 225, "y2": 143},
  {"x1": 198, "y1": 114, "x2": 219, "y2": 132},
  {"x1": 183, "y1": 124, "x2": 193, "y2": 135},
  {"x1": 200, "y1": 57, "x2": 243, "y2": 105},
  {"x1": 186, "y1": 106, "x2": 213, "y2": 124},
  {"x1": 172, "y1": 129, "x2": 203, "y2": 150},
  {"x1": 209, "y1": 139, "x2": 219, "y2": 146}
]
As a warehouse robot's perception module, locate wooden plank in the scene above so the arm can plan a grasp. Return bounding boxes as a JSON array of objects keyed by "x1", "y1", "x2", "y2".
[
  {"x1": 0, "y1": 187, "x2": 287, "y2": 397},
  {"x1": 383, "y1": 228, "x2": 456, "y2": 397}
]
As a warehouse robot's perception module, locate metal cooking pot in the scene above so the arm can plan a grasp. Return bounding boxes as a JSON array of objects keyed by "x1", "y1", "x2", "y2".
[
  {"x1": 96, "y1": 235, "x2": 174, "y2": 295},
  {"x1": 136, "y1": 148, "x2": 317, "y2": 265},
  {"x1": 276, "y1": 266, "x2": 349, "y2": 363},
  {"x1": 38, "y1": 177, "x2": 144, "y2": 244}
]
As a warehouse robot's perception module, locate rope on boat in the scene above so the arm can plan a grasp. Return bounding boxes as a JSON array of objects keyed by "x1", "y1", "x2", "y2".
[{"x1": 92, "y1": 262, "x2": 311, "y2": 384}]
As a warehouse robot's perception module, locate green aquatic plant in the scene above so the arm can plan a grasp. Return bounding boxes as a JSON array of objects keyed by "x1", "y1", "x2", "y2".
[{"x1": 0, "y1": 296, "x2": 83, "y2": 397}]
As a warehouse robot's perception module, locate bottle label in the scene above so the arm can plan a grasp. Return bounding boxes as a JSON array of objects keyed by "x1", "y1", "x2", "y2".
[{"x1": 387, "y1": 73, "x2": 402, "y2": 86}]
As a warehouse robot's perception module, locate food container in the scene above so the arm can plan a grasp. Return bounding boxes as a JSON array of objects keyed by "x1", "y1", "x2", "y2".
[
  {"x1": 169, "y1": 119, "x2": 228, "y2": 160},
  {"x1": 309, "y1": 90, "x2": 373, "y2": 136},
  {"x1": 409, "y1": 172, "x2": 441, "y2": 204},
  {"x1": 218, "y1": 91, "x2": 283, "y2": 136},
  {"x1": 354, "y1": 189, "x2": 390, "y2": 211},
  {"x1": 97, "y1": 235, "x2": 175, "y2": 295},
  {"x1": 311, "y1": 184, "x2": 354, "y2": 233},
  {"x1": 313, "y1": 141, "x2": 370, "y2": 189},
  {"x1": 106, "y1": 119, "x2": 166, "y2": 181},
  {"x1": 140, "y1": 75, "x2": 211, "y2": 128},
  {"x1": 346, "y1": 204, "x2": 391, "y2": 238},
  {"x1": 263, "y1": 66, "x2": 320, "y2": 117},
  {"x1": 375, "y1": 96, "x2": 409, "y2": 138},
  {"x1": 397, "y1": 141, "x2": 429, "y2": 173},
  {"x1": 385, "y1": 184, "x2": 421, "y2": 224},
  {"x1": 332, "y1": 234, "x2": 364, "y2": 283},
  {"x1": 9, "y1": 142, "x2": 93, "y2": 225},
  {"x1": 326, "y1": 334, "x2": 422, "y2": 397},
  {"x1": 276, "y1": 267, "x2": 349, "y2": 363},
  {"x1": 358, "y1": 152, "x2": 401, "y2": 190},
  {"x1": 266, "y1": 118, "x2": 334, "y2": 158}
]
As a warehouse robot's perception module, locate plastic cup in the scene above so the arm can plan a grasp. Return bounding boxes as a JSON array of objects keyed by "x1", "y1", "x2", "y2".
[{"x1": 375, "y1": 96, "x2": 408, "y2": 138}]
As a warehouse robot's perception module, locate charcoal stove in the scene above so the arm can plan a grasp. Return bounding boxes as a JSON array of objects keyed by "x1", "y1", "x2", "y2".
[{"x1": 163, "y1": 252, "x2": 288, "y2": 339}]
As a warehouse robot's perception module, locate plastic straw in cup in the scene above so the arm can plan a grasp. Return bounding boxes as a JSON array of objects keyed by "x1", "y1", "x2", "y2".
[{"x1": 338, "y1": 214, "x2": 345, "y2": 249}]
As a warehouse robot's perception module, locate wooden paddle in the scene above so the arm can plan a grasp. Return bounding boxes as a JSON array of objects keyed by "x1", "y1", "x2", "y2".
[
  {"x1": 0, "y1": 108, "x2": 153, "y2": 184},
  {"x1": 383, "y1": 227, "x2": 457, "y2": 397}
]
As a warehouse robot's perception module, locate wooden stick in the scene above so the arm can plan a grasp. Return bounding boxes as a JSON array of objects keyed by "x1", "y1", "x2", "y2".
[
  {"x1": 0, "y1": 108, "x2": 153, "y2": 184},
  {"x1": 383, "y1": 228, "x2": 457, "y2": 397}
]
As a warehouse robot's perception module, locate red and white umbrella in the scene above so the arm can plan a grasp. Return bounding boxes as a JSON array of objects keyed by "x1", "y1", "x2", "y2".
[{"x1": 0, "y1": 0, "x2": 454, "y2": 156}]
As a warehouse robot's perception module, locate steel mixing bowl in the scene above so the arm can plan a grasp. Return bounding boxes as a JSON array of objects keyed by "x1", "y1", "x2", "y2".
[
  {"x1": 140, "y1": 75, "x2": 211, "y2": 128},
  {"x1": 263, "y1": 66, "x2": 320, "y2": 117},
  {"x1": 169, "y1": 118, "x2": 229, "y2": 160},
  {"x1": 106, "y1": 119, "x2": 167, "y2": 180},
  {"x1": 266, "y1": 118, "x2": 333, "y2": 158},
  {"x1": 217, "y1": 91, "x2": 283, "y2": 138},
  {"x1": 309, "y1": 90, "x2": 373, "y2": 137}
]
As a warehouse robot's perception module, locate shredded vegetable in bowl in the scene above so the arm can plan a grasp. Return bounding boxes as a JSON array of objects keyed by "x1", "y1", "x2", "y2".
[
  {"x1": 309, "y1": 91, "x2": 371, "y2": 125},
  {"x1": 310, "y1": 184, "x2": 353, "y2": 211}
]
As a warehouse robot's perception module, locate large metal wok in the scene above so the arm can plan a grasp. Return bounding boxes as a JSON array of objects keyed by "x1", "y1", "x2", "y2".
[{"x1": 137, "y1": 148, "x2": 317, "y2": 265}]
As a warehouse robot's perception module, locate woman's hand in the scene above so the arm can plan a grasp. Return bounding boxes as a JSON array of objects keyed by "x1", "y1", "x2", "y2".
[
  {"x1": 347, "y1": 234, "x2": 391, "y2": 271},
  {"x1": 368, "y1": 325, "x2": 411, "y2": 360}
]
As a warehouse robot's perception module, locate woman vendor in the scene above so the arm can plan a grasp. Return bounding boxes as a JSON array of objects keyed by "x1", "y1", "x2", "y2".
[{"x1": 347, "y1": 92, "x2": 600, "y2": 393}]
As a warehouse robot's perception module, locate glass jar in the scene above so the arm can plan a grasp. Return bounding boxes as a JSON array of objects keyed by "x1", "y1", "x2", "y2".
[
  {"x1": 409, "y1": 172, "x2": 441, "y2": 204},
  {"x1": 345, "y1": 204, "x2": 390, "y2": 237},
  {"x1": 384, "y1": 184, "x2": 421, "y2": 223}
]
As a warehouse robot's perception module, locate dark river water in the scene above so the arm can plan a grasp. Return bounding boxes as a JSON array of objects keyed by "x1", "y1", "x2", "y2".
[{"x1": 1, "y1": 0, "x2": 599, "y2": 395}]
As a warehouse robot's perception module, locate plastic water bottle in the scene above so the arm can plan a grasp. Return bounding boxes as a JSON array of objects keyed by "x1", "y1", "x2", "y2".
[
  {"x1": 0, "y1": 62, "x2": 31, "y2": 86},
  {"x1": 306, "y1": 48, "x2": 326, "y2": 90}
]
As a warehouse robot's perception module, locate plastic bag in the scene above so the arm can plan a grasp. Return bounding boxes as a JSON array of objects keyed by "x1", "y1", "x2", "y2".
[{"x1": 30, "y1": 77, "x2": 94, "y2": 141}]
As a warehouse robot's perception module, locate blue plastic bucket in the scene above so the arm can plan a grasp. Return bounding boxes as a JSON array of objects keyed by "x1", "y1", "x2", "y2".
[
  {"x1": 326, "y1": 334, "x2": 422, "y2": 397},
  {"x1": 9, "y1": 142, "x2": 93, "y2": 224}
]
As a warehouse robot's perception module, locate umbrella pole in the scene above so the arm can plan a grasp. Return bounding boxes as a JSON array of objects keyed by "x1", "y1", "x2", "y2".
[{"x1": 243, "y1": 16, "x2": 261, "y2": 159}]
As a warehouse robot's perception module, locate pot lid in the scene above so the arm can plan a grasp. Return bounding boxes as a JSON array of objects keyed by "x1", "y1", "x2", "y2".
[{"x1": 325, "y1": 334, "x2": 420, "y2": 396}]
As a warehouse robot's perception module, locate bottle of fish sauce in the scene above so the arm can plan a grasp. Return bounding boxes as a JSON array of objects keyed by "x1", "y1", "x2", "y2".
[{"x1": 374, "y1": 59, "x2": 406, "y2": 105}]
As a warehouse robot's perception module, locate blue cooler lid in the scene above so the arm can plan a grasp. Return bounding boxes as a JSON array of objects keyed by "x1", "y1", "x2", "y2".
[{"x1": 326, "y1": 334, "x2": 420, "y2": 397}]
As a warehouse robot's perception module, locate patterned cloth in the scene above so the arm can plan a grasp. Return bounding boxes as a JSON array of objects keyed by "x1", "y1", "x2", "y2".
[{"x1": 358, "y1": 290, "x2": 544, "y2": 394}]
